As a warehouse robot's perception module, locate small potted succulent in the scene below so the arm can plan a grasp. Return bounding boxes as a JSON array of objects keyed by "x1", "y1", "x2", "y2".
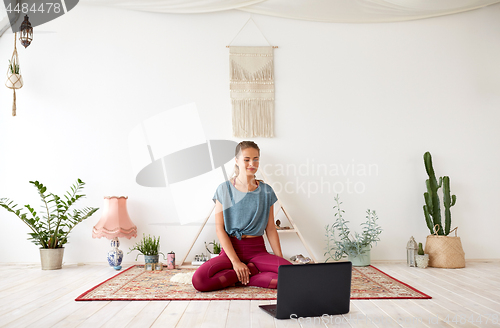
[
  {"x1": 324, "y1": 195, "x2": 383, "y2": 267},
  {"x1": 128, "y1": 234, "x2": 166, "y2": 268},
  {"x1": 205, "y1": 240, "x2": 221, "y2": 259},
  {"x1": 416, "y1": 243, "x2": 429, "y2": 268}
]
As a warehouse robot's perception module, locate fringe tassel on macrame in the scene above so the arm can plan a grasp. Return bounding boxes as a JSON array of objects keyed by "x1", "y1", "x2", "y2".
[
  {"x1": 232, "y1": 99, "x2": 274, "y2": 138},
  {"x1": 229, "y1": 46, "x2": 275, "y2": 138}
]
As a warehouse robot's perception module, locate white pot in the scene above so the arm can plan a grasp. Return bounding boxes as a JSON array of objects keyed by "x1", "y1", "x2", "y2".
[
  {"x1": 211, "y1": 253, "x2": 220, "y2": 259},
  {"x1": 416, "y1": 254, "x2": 429, "y2": 268},
  {"x1": 5, "y1": 74, "x2": 23, "y2": 89},
  {"x1": 39, "y1": 248, "x2": 65, "y2": 270}
]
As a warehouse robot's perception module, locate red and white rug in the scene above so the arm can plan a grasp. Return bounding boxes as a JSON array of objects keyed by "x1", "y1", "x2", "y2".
[{"x1": 75, "y1": 265, "x2": 431, "y2": 301}]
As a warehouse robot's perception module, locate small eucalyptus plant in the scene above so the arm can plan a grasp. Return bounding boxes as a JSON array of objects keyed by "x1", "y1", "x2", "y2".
[
  {"x1": 324, "y1": 195, "x2": 383, "y2": 261},
  {"x1": 0, "y1": 179, "x2": 98, "y2": 249}
]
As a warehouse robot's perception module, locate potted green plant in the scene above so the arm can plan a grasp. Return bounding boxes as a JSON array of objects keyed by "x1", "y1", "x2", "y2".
[
  {"x1": 324, "y1": 195, "x2": 382, "y2": 266},
  {"x1": 205, "y1": 240, "x2": 221, "y2": 259},
  {"x1": 422, "y1": 151, "x2": 465, "y2": 268},
  {"x1": 128, "y1": 234, "x2": 166, "y2": 268},
  {"x1": 0, "y1": 179, "x2": 99, "y2": 270},
  {"x1": 415, "y1": 243, "x2": 429, "y2": 268},
  {"x1": 6, "y1": 59, "x2": 23, "y2": 89}
]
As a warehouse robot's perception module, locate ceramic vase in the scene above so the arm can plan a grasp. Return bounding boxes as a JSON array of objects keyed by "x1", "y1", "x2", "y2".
[
  {"x1": 107, "y1": 237, "x2": 124, "y2": 270},
  {"x1": 145, "y1": 255, "x2": 159, "y2": 264}
]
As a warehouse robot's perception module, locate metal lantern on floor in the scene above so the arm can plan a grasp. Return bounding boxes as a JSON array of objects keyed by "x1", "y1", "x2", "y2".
[
  {"x1": 407, "y1": 236, "x2": 417, "y2": 267},
  {"x1": 19, "y1": 15, "x2": 33, "y2": 48}
]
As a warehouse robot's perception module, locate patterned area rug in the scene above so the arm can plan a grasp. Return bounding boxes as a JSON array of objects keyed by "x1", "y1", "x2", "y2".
[{"x1": 75, "y1": 265, "x2": 431, "y2": 301}]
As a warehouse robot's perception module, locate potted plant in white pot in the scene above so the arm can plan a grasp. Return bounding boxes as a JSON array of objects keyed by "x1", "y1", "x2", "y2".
[
  {"x1": 324, "y1": 195, "x2": 383, "y2": 266},
  {"x1": 0, "y1": 179, "x2": 99, "y2": 270},
  {"x1": 415, "y1": 243, "x2": 429, "y2": 268},
  {"x1": 5, "y1": 59, "x2": 23, "y2": 89},
  {"x1": 205, "y1": 240, "x2": 221, "y2": 259},
  {"x1": 128, "y1": 234, "x2": 166, "y2": 269}
]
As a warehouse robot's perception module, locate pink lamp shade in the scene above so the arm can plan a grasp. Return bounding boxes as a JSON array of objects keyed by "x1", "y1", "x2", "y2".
[{"x1": 92, "y1": 196, "x2": 137, "y2": 239}]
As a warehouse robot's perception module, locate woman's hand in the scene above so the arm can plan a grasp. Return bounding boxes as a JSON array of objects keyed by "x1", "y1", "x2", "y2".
[{"x1": 232, "y1": 261, "x2": 250, "y2": 285}]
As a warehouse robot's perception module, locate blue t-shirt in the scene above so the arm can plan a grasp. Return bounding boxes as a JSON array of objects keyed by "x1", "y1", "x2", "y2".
[{"x1": 212, "y1": 180, "x2": 278, "y2": 240}]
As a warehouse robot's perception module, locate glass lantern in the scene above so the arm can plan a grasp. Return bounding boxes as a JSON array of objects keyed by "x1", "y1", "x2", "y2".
[{"x1": 406, "y1": 236, "x2": 417, "y2": 267}]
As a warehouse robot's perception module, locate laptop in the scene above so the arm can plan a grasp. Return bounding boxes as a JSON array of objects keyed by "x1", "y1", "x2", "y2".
[{"x1": 259, "y1": 261, "x2": 352, "y2": 320}]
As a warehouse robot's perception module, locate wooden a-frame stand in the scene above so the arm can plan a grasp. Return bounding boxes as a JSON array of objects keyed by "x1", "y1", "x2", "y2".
[{"x1": 179, "y1": 172, "x2": 317, "y2": 266}]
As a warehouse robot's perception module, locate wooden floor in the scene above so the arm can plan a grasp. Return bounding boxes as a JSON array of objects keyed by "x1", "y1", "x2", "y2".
[{"x1": 0, "y1": 261, "x2": 499, "y2": 328}]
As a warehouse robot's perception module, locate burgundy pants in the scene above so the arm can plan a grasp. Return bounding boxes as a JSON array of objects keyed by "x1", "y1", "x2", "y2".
[{"x1": 192, "y1": 236, "x2": 292, "y2": 292}]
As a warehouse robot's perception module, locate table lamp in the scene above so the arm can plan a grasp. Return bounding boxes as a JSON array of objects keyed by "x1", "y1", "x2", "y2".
[{"x1": 92, "y1": 196, "x2": 137, "y2": 270}]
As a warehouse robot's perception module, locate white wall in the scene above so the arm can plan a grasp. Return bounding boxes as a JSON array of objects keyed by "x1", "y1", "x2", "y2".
[{"x1": 1, "y1": 4, "x2": 499, "y2": 264}]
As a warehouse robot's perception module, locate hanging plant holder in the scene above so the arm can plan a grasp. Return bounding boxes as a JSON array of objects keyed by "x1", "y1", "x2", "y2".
[{"x1": 5, "y1": 33, "x2": 23, "y2": 116}]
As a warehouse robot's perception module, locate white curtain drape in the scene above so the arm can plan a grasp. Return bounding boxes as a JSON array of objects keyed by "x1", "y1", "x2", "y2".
[
  {"x1": 80, "y1": 0, "x2": 500, "y2": 22},
  {"x1": 1, "y1": 0, "x2": 499, "y2": 37},
  {"x1": 238, "y1": 0, "x2": 500, "y2": 23}
]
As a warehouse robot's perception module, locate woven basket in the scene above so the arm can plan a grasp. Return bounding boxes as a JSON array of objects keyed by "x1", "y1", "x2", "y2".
[{"x1": 424, "y1": 226, "x2": 465, "y2": 268}]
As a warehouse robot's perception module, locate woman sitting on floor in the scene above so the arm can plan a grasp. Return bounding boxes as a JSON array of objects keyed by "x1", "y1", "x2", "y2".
[{"x1": 192, "y1": 141, "x2": 292, "y2": 292}]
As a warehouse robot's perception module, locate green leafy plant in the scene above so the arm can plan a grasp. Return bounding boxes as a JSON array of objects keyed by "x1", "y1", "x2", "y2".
[
  {"x1": 324, "y1": 195, "x2": 383, "y2": 261},
  {"x1": 8, "y1": 60, "x2": 20, "y2": 74},
  {"x1": 128, "y1": 234, "x2": 165, "y2": 260},
  {"x1": 205, "y1": 240, "x2": 221, "y2": 254},
  {"x1": 423, "y1": 151, "x2": 456, "y2": 236},
  {"x1": 0, "y1": 179, "x2": 98, "y2": 249}
]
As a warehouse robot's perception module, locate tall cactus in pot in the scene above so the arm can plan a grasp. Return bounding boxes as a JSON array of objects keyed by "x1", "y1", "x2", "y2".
[
  {"x1": 423, "y1": 152, "x2": 456, "y2": 236},
  {"x1": 442, "y1": 176, "x2": 456, "y2": 236}
]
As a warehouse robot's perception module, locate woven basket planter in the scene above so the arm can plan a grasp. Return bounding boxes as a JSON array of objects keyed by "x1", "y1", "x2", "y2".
[{"x1": 424, "y1": 228, "x2": 465, "y2": 268}]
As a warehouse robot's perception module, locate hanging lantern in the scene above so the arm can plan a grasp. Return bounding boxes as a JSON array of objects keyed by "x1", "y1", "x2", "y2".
[
  {"x1": 6, "y1": 33, "x2": 23, "y2": 116},
  {"x1": 406, "y1": 236, "x2": 417, "y2": 267},
  {"x1": 19, "y1": 15, "x2": 33, "y2": 48}
]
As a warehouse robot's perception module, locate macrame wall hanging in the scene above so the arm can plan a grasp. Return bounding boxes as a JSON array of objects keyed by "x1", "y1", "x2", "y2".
[{"x1": 227, "y1": 18, "x2": 277, "y2": 138}]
